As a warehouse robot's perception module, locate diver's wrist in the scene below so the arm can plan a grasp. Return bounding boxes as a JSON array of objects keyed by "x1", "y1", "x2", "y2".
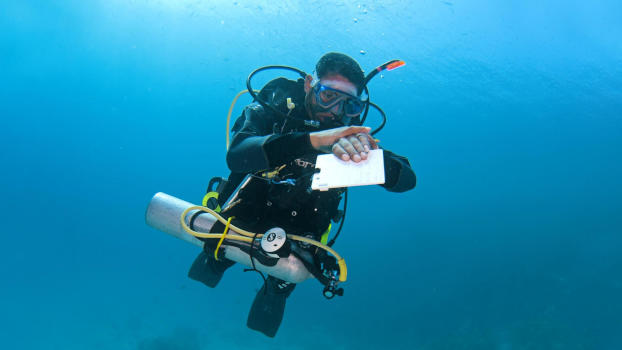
[{"x1": 309, "y1": 132, "x2": 321, "y2": 150}]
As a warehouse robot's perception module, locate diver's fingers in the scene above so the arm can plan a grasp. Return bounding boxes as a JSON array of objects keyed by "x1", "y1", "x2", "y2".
[
  {"x1": 337, "y1": 137, "x2": 362, "y2": 162},
  {"x1": 359, "y1": 133, "x2": 379, "y2": 150},
  {"x1": 356, "y1": 133, "x2": 372, "y2": 153},
  {"x1": 347, "y1": 134, "x2": 367, "y2": 160},
  {"x1": 332, "y1": 143, "x2": 350, "y2": 161}
]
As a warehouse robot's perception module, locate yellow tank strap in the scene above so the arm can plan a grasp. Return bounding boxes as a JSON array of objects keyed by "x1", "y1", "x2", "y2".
[
  {"x1": 214, "y1": 216, "x2": 234, "y2": 261},
  {"x1": 320, "y1": 223, "x2": 332, "y2": 245},
  {"x1": 202, "y1": 192, "x2": 221, "y2": 212}
]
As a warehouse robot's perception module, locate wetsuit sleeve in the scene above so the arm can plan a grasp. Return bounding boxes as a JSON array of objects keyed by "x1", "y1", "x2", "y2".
[
  {"x1": 381, "y1": 149, "x2": 416, "y2": 192},
  {"x1": 226, "y1": 104, "x2": 316, "y2": 173}
]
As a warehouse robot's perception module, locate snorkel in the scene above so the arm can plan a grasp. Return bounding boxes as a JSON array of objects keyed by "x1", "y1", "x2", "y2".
[{"x1": 356, "y1": 59, "x2": 406, "y2": 134}]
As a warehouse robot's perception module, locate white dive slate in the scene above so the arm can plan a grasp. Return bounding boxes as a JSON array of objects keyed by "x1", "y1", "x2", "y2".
[{"x1": 311, "y1": 149, "x2": 385, "y2": 191}]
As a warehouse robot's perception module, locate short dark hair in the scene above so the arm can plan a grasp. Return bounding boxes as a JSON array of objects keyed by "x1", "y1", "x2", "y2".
[{"x1": 315, "y1": 52, "x2": 365, "y2": 95}]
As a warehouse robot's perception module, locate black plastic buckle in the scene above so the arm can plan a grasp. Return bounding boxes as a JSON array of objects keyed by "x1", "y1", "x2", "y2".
[{"x1": 323, "y1": 281, "x2": 344, "y2": 299}]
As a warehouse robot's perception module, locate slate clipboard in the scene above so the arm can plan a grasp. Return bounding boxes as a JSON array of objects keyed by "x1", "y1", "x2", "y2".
[{"x1": 311, "y1": 149, "x2": 385, "y2": 191}]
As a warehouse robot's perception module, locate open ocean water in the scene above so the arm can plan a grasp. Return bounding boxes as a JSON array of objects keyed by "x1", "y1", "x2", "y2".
[{"x1": 1, "y1": 1, "x2": 621, "y2": 349}]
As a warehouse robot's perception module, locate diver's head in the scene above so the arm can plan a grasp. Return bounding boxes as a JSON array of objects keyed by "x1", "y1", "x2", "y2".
[{"x1": 304, "y1": 52, "x2": 366, "y2": 128}]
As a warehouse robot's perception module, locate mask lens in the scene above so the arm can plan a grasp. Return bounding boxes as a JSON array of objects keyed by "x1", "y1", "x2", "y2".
[
  {"x1": 314, "y1": 84, "x2": 364, "y2": 118},
  {"x1": 344, "y1": 99, "x2": 364, "y2": 116},
  {"x1": 319, "y1": 88, "x2": 339, "y2": 104}
]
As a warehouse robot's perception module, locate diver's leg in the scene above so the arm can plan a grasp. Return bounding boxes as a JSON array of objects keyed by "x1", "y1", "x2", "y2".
[
  {"x1": 247, "y1": 276, "x2": 296, "y2": 337},
  {"x1": 188, "y1": 244, "x2": 235, "y2": 288}
]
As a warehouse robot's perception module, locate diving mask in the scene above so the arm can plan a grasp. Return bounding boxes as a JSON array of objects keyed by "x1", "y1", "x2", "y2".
[{"x1": 312, "y1": 83, "x2": 365, "y2": 118}]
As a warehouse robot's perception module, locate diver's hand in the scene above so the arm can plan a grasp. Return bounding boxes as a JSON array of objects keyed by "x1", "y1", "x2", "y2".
[{"x1": 309, "y1": 126, "x2": 378, "y2": 163}]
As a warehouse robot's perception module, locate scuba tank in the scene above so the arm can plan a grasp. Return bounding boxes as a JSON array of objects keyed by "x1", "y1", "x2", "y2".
[{"x1": 145, "y1": 192, "x2": 344, "y2": 297}]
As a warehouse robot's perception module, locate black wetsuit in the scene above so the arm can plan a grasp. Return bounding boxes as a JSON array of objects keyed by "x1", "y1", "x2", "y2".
[
  {"x1": 220, "y1": 77, "x2": 416, "y2": 237},
  {"x1": 200, "y1": 77, "x2": 415, "y2": 337}
]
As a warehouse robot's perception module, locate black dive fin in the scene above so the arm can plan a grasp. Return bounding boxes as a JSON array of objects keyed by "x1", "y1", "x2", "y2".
[
  {"x1": 188, "y1": 251, "x2": 234, "y2": 288},
  {"x1": 247, "y1": 276, "x2": 296, "y2": 337}
]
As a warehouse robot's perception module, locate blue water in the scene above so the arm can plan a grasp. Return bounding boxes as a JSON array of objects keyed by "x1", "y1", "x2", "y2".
[{"x1": 2, "y1": 1, "x2": 621, "y2": 349}]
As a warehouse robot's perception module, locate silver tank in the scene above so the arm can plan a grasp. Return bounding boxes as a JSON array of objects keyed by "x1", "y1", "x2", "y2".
[{"x1": 145, "y1": 192, "x2": 313, "y2": 284}]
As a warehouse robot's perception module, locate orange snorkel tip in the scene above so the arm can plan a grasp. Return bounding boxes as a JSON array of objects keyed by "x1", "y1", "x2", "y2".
[
  {"x1": 365, "y1": 59, "x2": 406, "y2": 85},
  {"x1": 385, "y1": 60, "x2": 405, "y2": 71}
]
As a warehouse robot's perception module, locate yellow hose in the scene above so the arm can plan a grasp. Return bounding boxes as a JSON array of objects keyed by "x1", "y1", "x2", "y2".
[
  {"x1": 226, "y1": 90, "x2": 256, "y2": 151},
  {"x1": 286, "y1": 234, "x2": 348, "y2": 282},
  {"x1": 180, "y1": 205, "x2": 347, "y2": 282}
]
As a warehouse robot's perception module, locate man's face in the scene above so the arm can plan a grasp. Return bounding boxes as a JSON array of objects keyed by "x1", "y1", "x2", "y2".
[{"x1": 304, "y1": 73, "x2": 360, "y2": 125}]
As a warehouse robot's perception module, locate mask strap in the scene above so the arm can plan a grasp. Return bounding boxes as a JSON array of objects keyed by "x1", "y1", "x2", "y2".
[{"x1": 311, "y1": 72, "x2": 320, "y2": 87}]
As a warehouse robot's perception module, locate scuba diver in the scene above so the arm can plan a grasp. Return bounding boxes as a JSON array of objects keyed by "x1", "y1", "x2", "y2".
[{"x1": 187, "y1": 52, "x2": 416, "y2": 337}]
